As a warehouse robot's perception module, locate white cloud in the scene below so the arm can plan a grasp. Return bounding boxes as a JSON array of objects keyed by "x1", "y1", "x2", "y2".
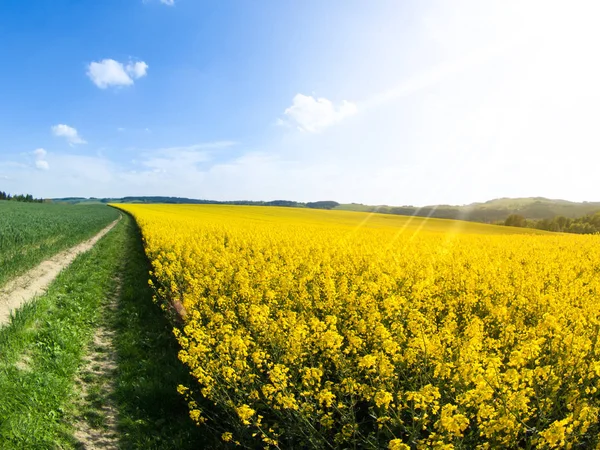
[
  {"x1": 52, "y1": 124, "x2": 86, "y2": 145},
  {"x1": 87, "y1": 59, "x2": 132, "y2": 88},
  {"x1": 35, "y1": 160, "x2": 50, "y2": 171},
  {"x1": 87, "y1": 59, "x2": 148, "y2": 89},
  {"x1": 33, "y1": 148, "x2": 49, "y2": 171},
  {"x1": 33, "y1": 148, "x2": 47, "y2": 158},
  {"x1": 282, "y1": 94, "x2": 358, "y2": 132},
  {"x1": 126, "y1": 61, "x2": 148, "y2": 79}
]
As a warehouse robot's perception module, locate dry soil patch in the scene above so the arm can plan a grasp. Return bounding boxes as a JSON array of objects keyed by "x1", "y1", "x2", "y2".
[{"x1": 72, "y1": 280, "x2": 120, "y2": 449}]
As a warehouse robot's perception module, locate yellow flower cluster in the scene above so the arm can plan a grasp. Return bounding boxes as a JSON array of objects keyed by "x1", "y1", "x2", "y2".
[{"x1": 117, "y1": 204, "x2": 600, "y2": 448}]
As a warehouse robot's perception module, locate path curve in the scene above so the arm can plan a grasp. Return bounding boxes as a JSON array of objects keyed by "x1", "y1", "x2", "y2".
[{"x1": 0, "y1": 217, "x2": 121, "y2": 327}]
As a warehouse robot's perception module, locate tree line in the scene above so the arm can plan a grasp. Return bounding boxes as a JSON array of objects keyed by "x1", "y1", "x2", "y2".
[
  {"x1": 0, "y1": 191, "x2": 44, "y2": 203},
  {"x1": 92, "y1": 196, "x2": 340, "y2": 210},
  {"x1": 504, "y1": 212, "x2": 600, "y2": 234}
]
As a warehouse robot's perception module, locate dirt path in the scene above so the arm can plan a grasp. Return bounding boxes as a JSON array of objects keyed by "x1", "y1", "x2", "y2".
[
  {"x1": 72, "y1": 278, "x2": 121, "y2": 449},
  {"x1": 0, "y1": 217, "x2": 120, "y2": 328}
]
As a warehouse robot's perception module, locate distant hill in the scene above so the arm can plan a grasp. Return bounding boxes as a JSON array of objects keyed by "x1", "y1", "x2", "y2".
[{"x1": 336, "y1": 197, "x2": 600, "y2": 222}]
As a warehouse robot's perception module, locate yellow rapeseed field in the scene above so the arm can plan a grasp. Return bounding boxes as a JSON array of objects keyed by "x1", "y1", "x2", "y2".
[{"x1": 117, "y1": 204, "x2": 600, "y2": 449}]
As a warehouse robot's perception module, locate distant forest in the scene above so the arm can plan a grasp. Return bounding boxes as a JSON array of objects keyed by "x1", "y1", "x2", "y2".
[
  {"x1": 505, "y1": 212, "x2": 600, "y2": 235},
  {"x1": 56, "y1": 196, "x2": 341, "y2": 210},
  {"x1": 0, "y1": 191, "x2": 43, "y2": 203}
]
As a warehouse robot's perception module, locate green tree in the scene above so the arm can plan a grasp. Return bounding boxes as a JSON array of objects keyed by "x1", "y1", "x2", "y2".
[{"x1": 504, "y1": 214, "x2": 527, "y2": 228}]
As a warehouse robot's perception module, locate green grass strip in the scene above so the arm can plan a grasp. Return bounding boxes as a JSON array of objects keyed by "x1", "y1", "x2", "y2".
[{"x1": 110, "y1": 213, "x2": 210, "y2": 449}]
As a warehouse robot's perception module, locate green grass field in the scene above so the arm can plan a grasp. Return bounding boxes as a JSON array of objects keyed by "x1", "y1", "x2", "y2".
[{"x1": 0, "y1": 201, "x2": 119, "y2": 288}]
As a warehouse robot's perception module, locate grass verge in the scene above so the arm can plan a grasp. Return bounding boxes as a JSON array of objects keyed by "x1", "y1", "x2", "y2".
[{"x1": 109, "y1": 213, "x2": 212, "y2": 449}]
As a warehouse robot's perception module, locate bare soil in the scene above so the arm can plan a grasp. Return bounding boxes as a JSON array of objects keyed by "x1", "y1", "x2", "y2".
[
  {"x1": 0, "y1": 218, "x2": 120, "y2": 328},
  {"x1": 72, "y1": 279, "x2": 121, "y2": 449}
]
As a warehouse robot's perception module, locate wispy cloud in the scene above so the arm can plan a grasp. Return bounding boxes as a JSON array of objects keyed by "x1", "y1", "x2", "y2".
[
  {"x1": 87, "y1": 59, "x2": 148, "y2": 89},
  {"x1": 52, "y1": 124, "x2": 86, "y2": 145},
  {"x1": 137, "y1": 141, "x2": 237, "y2": 170},
  {"x1": 281, "y1": 94, "x2": 357, "y2": 133},
  {"x1": 155, "y1": 141, "x2": 238, "y2": 152}
]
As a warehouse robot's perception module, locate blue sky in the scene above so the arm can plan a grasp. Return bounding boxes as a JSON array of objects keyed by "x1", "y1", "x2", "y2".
[{"x1": 1, "y1": 1, "x2": 599, "y2": 205}]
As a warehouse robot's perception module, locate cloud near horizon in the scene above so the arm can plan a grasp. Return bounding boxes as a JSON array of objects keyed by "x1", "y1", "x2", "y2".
[
  {"x1": 33, "y1": 148, "x2": 49, "y2": 170},
  {"x1": 87, "y1": 59, "x2": 148, "y2": 89},
  {"x1": 282, "y1": 94, "x2": 358, "y2": 133}
]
